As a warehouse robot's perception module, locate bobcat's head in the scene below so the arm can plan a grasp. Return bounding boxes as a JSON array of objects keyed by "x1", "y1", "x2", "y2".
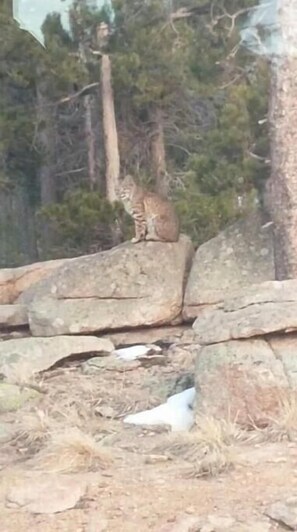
[{"x1": 117, "y1": 175, "x2": 136, "y2": 201}]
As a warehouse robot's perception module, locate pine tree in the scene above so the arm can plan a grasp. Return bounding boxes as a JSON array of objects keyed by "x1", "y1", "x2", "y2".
[{"x1": 0, "y1": 0, "x2": 270, "y2": 262}]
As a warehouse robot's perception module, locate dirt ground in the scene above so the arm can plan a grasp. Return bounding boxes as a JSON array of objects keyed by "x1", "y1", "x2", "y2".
[{"x1": 0, "y1": 345, "x2": 295, "y2": 531}]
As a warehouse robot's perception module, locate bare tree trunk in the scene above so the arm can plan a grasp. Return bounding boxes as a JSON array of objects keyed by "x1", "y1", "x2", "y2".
[
  {"x1": 150, "y1": 105, "x2": 168, "y2": 196},
  {"x1": 82, "y1": 92, "x2": 97, "y2": 190},
  {"x1": 268, "y1": 0, "x2": 297, "y2": 279},
  {"x1": 101, "y1": 54, "x2": 120, "y2": 202}
]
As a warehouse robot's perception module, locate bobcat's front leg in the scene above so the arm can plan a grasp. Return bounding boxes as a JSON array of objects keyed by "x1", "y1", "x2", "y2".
[
  {"x1": 145, "y1": 215, "x2": 160, "y2": 241},
  {"x1": 131, "y1": 216, "x2": 147, "y2": 243}
]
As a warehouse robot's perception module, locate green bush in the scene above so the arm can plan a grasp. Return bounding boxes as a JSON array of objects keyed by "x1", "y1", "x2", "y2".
[{"x1": 37, "y1": 188, "x2": 133, "y2": 259}]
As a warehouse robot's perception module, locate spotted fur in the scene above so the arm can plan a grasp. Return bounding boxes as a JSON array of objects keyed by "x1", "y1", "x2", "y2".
[{"x1": 118, "y1": 175, "x2": 180, "y2": 243}]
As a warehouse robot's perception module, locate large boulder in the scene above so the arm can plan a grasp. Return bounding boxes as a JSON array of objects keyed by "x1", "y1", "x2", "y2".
[
  {"x1": 0, "y1": 257, "x2": 69, "y2": 304},
  {"x1": 18, "y1": 236, "x2": 194, "y2": 336},
  {"x1": 183, "y1": 213, "x2": 274, "y2": 320},
  {"x1": 193, "y1": 280, "x2": 297, "y2": 426},
  {"x1": 195, "y1": 336, "x2": 292, "y2": 427},
  {"x1": 193, "y1": 279, "x2": 297, "y2": 345}
]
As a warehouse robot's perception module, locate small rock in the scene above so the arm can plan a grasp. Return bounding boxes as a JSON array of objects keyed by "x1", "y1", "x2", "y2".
[
  {"x1": 160, "y1": 515, "x2": 272, "y2": 532},
  {"x1": 0, "y1": 383, "x2": 40, "y2": 413},
  {"x1": 95, "y1": 405, "x2": 116, "y2": 419},
  {"x1": 144, "y1": 454, "x2": 171, "y2": 464},
  {"x1": 265, "y1": 500, "x2": 297, "y2": 530},
  {"x1": 82, "y1": 355, "x2": 137, "y2": 374},
  {"x1": 206, "y1": 515, "x2": 236, "y2": 529},
  {"x1": 159, "y1": 515, "x2": 202, "y2": 532},
  {"x1": 138, "y1": 353, "x2": 167, "y2": 368},
  {"x1": 86, "y1": 510, "x2": 108, "y2": 532},
  {"x1": 6, "y1": 475, "x2": 87, "y2": 514},
  {"x1": 236, "y1": 521, "x2": 272, "y2": 532}
]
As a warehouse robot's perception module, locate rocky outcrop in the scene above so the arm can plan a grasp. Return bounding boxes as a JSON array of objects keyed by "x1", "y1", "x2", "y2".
[
  {"x1": 195, "y1": 337, "x2": 290, "y2": 427},
  {"x1": 1, "y1": 217, "x2": 294, "y2": 431},
  {"x1": 18, "y1": 236, "x2": 193, "y2": 336},
  {"x1": 183, "y1": 214, "x2": 274, "y2": 320},
  {"x1": 194, "y1": 279, "x2": 297, "y2": 426},
  {"x1": 192, "y1": 279, "x2": 297, "y2": 344}
]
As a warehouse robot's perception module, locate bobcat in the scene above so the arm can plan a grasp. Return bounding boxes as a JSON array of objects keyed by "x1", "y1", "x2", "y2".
[{"x1": 118, "y1": 175, "x2": 180, "y2": 243}]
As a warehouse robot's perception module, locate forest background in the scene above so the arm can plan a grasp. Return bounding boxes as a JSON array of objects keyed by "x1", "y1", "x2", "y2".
[{"x1": 0, "y1": 0, "x2": 270, "y2": 266}]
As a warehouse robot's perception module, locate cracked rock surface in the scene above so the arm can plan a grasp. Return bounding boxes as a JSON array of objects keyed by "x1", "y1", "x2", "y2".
[
  {"x1": 17, "y1": 236, "x2": 193, "y2": 336},
  {"x1": 194, "y1": 280, "x2": 297, "y2": 427}
]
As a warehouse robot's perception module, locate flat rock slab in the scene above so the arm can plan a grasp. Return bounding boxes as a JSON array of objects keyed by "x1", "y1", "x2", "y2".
[
  {"x1": 160, "y1": 514, "x2": 272, "y2": 532},
  {"x1": 0, "y1": 304, "x2": 28, "y2": 328},
  {"x1": 183, "y1": 213, "x2": 274, "y2": 319},
  {"x1": 6, "y1": 475, "x2": 87, "y2": 514},
  {"x1": 0, "y1": 335, "x2": 114, "y2": 379},
  {"x1": 102, "y1": 325, "x2": 196, "y2": 347},
  {"x1": 193, "y1": 279, "x2": 297, "y2": 345},
  {"x1": 19, "y1": 236, "x2": 193, "y2": 336}
]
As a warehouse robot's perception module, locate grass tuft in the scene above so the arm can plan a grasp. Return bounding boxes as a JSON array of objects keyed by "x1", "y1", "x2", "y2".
[
  {"x1": 153, "y1": 415, "x2": 245, "y2": 477},
  {"x1": 33, "y1": 427, "x2": 113, "y2": 473}
]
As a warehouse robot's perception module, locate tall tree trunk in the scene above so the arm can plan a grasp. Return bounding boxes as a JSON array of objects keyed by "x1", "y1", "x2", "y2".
[
  {"x1": 101, "y1": 54, "x2": 120, "y2": 202},
  {"x1": 83, "y1": 93, "x2": 97, "y2": 190},
  {"x1": 150, "y1": 105, "x2": 168, "y2": 196},
  {"x1": 268, "y1": 0, "x2": 297, "y2": 279}
]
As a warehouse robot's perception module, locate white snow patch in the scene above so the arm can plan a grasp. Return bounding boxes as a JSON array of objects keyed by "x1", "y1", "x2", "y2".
[
  {"x1": 114, "y1": 344, "x2": 161, "y2": 361},
  {"x1": 124, "y1": 387, "x2": 196, "y2": 432}
]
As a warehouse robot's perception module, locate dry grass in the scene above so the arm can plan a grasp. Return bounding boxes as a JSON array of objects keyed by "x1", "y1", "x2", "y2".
[
  {"x1": 33, "y1": 427, "x2": 113, "y2": 473},
  {"x1": 13, "y1": 375, "x2": 117, "y2": 472},
  {"x1": 252, "y1": 393, "x2": 297, "y2": 443},
  {"x1": 15, "y1": 409, "x2": 54, "y2": 448},
  {"x1": 185, "y1": 446, "x2": 236, "y2": 478},
  {"x1": 153, "y1": 415, "x2": 245, "y2": 477}
]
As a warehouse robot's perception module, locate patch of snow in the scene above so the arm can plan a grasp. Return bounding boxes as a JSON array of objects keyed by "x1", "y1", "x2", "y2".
[
  {"x1": 114, "y1": 344, "x2": 161, "y2": 361},
  {"x1": 124, "y1": 387, "x2": 196, "y2": 432}
]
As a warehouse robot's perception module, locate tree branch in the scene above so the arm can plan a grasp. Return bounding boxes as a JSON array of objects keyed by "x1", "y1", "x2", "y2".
[{"x1": 57, "y1": 82, "x2": 100, "y2": 105}]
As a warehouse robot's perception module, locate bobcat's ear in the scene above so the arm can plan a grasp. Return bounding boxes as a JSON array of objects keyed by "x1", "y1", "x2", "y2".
[{"x1": 124, "y1": 174, "x2": 134, "y2": 185}]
